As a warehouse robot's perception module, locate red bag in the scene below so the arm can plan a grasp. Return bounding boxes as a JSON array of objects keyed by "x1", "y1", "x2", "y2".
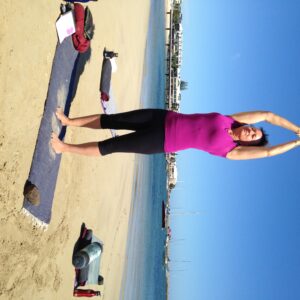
[{"x1": 72, "y1": 3, "x2": 90, "y2": 53}]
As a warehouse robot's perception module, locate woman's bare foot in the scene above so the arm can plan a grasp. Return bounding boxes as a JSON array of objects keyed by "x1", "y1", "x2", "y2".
[
  {"x1": 56, "y1": 107, "x2": 70, "y2": 126},
  {"x1": 51, "y1": 132, "x2": 65, "y2": 154}
]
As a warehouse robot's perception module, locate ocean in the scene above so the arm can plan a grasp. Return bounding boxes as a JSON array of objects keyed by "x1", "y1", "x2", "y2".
[{"x1": 120, "y1": 1, "x2": 168, "y2": 299}]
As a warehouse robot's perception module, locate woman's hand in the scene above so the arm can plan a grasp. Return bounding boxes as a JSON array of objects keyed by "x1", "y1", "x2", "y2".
[{"x1": 295, "y1": 127, "x2": 300, "y2": 137}]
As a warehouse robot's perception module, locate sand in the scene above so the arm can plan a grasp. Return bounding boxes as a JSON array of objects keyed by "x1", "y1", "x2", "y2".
[{"x1": 0, "y1": 1, "x2": 151, "y2": 299}]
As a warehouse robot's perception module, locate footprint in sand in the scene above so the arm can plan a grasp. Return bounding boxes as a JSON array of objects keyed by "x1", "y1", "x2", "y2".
[
  {"x1": 49, "y1": 139, "x2": 56, "y2": 160},
  {"x1": 51, "y1": 113, "x2": 60, "y2": 134},
  {"x1": 49, "y1": 114, "x2": 60, "y2": 159},
  {"x1": 56, "y1": 85, "x2": 67, "y2": 109},
  {"x1": 49, "y1": 85, "x2": 67, "y2": 159}
]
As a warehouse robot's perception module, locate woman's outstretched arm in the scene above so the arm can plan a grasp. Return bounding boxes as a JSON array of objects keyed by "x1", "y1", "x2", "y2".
[
  {"x1": 231, "y1": 111, "x2": 300, "y2": 133},
  {"x1": 226, "y1": 139, "x2": 300, "y2": 160},
  {"x1": 266, "y1": 112, "x2": 300, "y2": 134}
]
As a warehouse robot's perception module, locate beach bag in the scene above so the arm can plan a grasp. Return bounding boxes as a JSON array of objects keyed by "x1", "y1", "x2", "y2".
[{"x1": 72, "y1": 3, "x2": 91, "y2": 53}]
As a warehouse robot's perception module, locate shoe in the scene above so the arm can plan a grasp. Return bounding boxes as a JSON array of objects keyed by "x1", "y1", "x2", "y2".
[{"x1": 103, "y1": 47, "x2": 118, "y2": 59}]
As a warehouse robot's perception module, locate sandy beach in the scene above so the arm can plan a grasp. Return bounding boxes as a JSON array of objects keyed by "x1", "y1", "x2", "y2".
[{"x1": 0, "y1": 1, "x2": 151, "y2": 299}]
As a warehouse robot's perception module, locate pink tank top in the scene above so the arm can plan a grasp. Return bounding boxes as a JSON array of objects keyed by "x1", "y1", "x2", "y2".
[{"x1": 164, "y1": 112, "x2": 240, "y2": 157}]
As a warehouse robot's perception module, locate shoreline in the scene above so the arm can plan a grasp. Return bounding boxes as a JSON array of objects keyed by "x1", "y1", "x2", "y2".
[{"x1": 119, "y1": 0, "x2": 171, "y2": 298}]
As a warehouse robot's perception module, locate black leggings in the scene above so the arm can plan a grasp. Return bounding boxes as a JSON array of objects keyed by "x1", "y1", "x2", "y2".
[{"x1": 98, "y1": 109, "x2": 167, "y2": 155}]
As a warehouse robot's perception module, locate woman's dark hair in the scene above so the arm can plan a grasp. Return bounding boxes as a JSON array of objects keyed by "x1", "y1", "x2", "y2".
[{"x1": 237, "y1": 127, "x2": 269, "y2": 147}]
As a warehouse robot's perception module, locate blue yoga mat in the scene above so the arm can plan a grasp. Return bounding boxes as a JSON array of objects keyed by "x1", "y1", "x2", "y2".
[{"x1": 22, "y1": 37, "x2": 86, "y2": 229}]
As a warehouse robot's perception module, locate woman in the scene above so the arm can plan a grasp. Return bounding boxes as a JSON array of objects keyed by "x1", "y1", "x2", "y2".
[{"x1": 51, "y1": 108, "x2": 300, "y2": 160}]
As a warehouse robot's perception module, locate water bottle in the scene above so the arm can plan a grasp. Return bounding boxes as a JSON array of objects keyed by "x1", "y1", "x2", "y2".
[
  {"x1": 73, "y1": 242, "x2": 102, "y2": 269},
  {"x1": 73, "y1": 289, "x2": 101, "y2": 297}
]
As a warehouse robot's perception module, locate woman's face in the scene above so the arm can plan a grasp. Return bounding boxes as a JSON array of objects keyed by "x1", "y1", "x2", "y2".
[{"x1": 236, "y1": 126, "x2": 263, "y2": 142}]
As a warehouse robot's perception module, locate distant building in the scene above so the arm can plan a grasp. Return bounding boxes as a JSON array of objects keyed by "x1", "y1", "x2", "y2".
[
  {"x1": 167, "y1": 162, "x2": 178, "y2": 189},
  {"x1": 166, "y1": 153, "x2": 177, "y2": 163}
]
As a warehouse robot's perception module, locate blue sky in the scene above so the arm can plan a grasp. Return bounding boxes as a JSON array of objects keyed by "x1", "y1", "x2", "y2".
[{"x1": 169, "y1": 1, "x2": 300, "y2": 299}]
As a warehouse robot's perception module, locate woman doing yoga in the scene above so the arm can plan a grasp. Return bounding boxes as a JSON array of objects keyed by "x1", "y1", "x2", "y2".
[{"x1": 51, "y1": 108, "x2": 300, "y2": 160}]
